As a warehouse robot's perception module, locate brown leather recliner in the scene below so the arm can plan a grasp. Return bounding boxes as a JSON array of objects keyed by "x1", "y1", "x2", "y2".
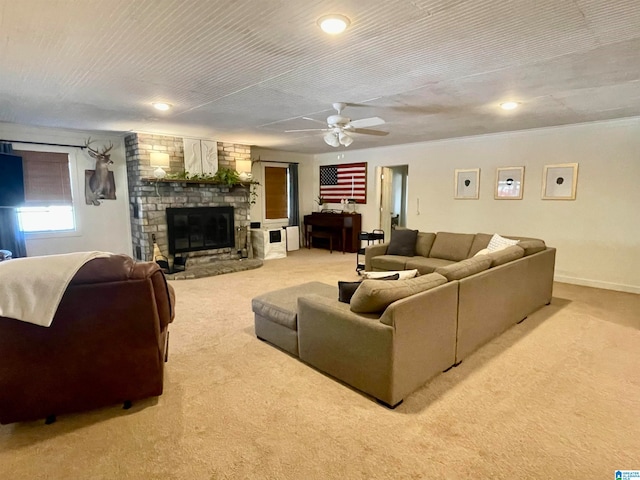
[{"x1": 0, "y1": 254, "x2": 175, "y2": 424}]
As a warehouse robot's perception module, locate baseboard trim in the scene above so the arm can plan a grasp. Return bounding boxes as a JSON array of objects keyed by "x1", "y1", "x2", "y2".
[{"x1": 554, "y1": 275, "x2": 640, "y2": 294}]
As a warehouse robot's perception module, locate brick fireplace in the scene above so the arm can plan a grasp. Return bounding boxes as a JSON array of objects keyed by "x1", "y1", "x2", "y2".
[{"x1": 125, "y1": 132, "x2": 252, "y2": 266}]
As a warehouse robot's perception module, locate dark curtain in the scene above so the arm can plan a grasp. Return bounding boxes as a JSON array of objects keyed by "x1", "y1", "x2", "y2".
[
  {"x1": 288, "y1": 163, "x2": 299, "y2": 226},
  {"x1": 0, "y1": 142, "x2": 27, "y2": 257},
  {"x1": 0, "y1": 209, "x2": 26, "y2": 257}
]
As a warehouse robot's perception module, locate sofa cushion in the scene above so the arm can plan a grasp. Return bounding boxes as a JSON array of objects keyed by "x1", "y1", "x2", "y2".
[
  {"x1": 338, "y1": 274, "x2": 399, "y2": 304},
  {"x1": 370, "y1": 255, "x2": 411, "y2": 271},
  {"x1": 486, "y1": 245, "x2": 525, "y2": 267},
  {"x1": 386, "y1": 229, "x2": 418, "y2": 256},
  {"x1": 350, "y1": 273, "x2": 448, "y2": 314},
  {"x1": 434, "y1": 256, "x2": 492, "y2": 281},
  {"x1": 487, "y1": 233, "x2": 519, "y2": 252},
  {"x1": 405, "y1": 256, "x2": 456, "y2": 274},
  {"x1": 362, "y1": 269, "x2": 418, "y2": 280},
  {"x1": 467, "y1": 233, "x2": 492, "y2": 257},
  {"x1": 514, "y1": 239, "x2": 546, "y2": 256},
  {"x1": 415, "y1": 232, "x2": 437, "y2": 257},
  {"x1": 429, "y1": 232, "x2": 475, "y2": 261}
]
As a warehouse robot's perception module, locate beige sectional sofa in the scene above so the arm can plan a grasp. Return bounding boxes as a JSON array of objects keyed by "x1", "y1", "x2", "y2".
[{"x1": 252, "y1": 231, "x2": 555, "y2": 408}]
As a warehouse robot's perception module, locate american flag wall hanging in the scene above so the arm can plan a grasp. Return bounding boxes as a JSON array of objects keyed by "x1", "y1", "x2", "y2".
[{"x1": 319, "y1": 162, "x2": 367, "y2": 204}]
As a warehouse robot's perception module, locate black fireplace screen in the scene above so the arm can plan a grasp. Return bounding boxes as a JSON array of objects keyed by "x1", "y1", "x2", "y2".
[{"x1": 166, "y1": 207, "x2": 235, "y2": 255}]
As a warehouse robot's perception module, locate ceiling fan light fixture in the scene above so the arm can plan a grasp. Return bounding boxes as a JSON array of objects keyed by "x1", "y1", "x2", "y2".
[
  {"x1": 317, "y1": 14, "x2": 350, "y2": 35},
  {"x1": 324, "y1": 131, "x2": 340, "y2": 147},
  {"x1": 338, "y1": 131, "x2": 353, "y2": 147},
  {"x1": 500, "y1": 101, "x2": 519, "y2": 111}
]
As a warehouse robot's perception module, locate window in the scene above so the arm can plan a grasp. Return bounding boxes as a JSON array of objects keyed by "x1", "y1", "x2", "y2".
[
  {"x1": 17, "y1": 205, "x2": 75, "y2": 232},
  {"x1": 264, "y1": 166, "x2": 289, "y2": 220},
  {"x1": 14, "y1": 150, "x2": 75, "y2": 233}
]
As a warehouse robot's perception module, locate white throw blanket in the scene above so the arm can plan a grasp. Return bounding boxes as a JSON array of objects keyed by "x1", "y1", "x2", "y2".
[{"x1": 0, "y1": 251, "x2": 111, "y2": 327}]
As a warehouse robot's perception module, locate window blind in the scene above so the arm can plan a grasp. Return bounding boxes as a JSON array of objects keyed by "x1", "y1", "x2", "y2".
[
  {"x1": 264, "y1": 166, "x2": 288, "y2": 219},
  {"x1": 15, "y1": 150, "x2": 72, "y2": 205}
]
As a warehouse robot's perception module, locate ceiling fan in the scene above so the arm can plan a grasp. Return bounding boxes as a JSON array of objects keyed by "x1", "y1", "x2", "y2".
[{"x1": 286, "y1": 102, "x2": 388, "y2": 147}]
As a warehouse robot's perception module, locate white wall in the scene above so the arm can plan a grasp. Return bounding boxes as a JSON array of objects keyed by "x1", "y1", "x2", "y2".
[
  {"x1": 306, "y1": 118, "x2": 640, "y2": 293},
  {"x1": 0, "y1": 123, "x2": 132, "y2": 256}
]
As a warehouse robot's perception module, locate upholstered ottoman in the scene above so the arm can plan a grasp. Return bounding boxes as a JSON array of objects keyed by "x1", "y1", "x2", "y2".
[{"x1": 252, "y1": 281, "x2": 337, "y2": 356}]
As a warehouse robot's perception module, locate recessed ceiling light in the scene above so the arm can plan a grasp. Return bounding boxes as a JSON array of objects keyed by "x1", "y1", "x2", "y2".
[
  {"x1": 317, "y1": 14, "x2": 351, "y2": 35},
  {"x1": 152, "y1": 102, "x2": 172, "y2": 111},
  {"x1": 500, "y1": 101, "x2": 519, "y2": 110}
]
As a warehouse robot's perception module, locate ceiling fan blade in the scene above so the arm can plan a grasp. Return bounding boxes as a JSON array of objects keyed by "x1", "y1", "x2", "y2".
[
  {"x1": 302, "y1": 117, "x2": 328, "y2": 126},
  {"x1": 285, "y1": 128, "x2": 327, "y2": 133},
  {"x1": 352, "y1": 128, "x2": 389, "y2": 136},
  {"x1": 350, "y1": 116, "x2": 385, "y2": 128}
]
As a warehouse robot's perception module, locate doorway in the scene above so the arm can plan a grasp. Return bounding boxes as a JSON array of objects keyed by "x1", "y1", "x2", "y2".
[{"x1": 378, "y1": 165, "x2": 408, "y2": 237}]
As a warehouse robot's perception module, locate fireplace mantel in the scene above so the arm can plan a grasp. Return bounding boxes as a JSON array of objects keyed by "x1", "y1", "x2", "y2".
[{"x1": 141, "y1": 178, "x2": 254, "y2": 187}]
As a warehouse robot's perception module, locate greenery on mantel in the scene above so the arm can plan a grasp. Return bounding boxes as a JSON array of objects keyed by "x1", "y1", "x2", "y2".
[{"x1": 148, "y1": 167, "x2": 259, "y2": 204}]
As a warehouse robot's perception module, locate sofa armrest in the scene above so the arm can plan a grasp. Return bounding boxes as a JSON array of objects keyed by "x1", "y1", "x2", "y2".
[
  {"x1": 364, "y1": 242, "x2": 390, "y2": 270},
  {"x1": 150, "y1": 270, "x2": 175, "y2": 327},
  {"x1": 297, "y1": 294, "x2": 395, "y2": 403},
  {"x1": 379, "y1": 282, "x2": 458, "y2": 404}
]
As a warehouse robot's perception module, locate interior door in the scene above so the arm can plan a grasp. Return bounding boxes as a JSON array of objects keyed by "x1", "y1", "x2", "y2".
[{"x1": 379, "y1": 167, "x2": 393, "y2": 236}]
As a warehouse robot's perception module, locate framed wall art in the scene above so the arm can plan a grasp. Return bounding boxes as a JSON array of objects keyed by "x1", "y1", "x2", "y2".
[
  {"x1": 542, "y1": 163, "x2": 578, "y2": 200},
  {"x1": 319, "y1": 162, "x2": 367, "y2": 204},
  {"x1": 454, "y1": 168, "x2": 480, "y2": 199},
  {"x1": 495, "y1": 166, "x2": 524, "y2": 200}
]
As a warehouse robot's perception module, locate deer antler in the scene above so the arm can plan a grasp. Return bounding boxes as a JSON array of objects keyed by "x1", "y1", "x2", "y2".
[
  {"x1": 84, "y1": 138, "x2": 113, "y2": 157},
  {"x1": 84, "y1": 137, "x2": 100, "y2": 155},
  {"x1": 100, "y1": 141, "x2": 113, "y2": 155}
]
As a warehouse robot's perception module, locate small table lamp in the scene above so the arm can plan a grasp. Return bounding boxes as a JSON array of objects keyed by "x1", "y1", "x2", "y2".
[
  {"x1": 235, "y1": 159, "x2": 252, "y2": 181},
  {"x1": 150, "y1": 152, "x2": 171, "y2": 179}
]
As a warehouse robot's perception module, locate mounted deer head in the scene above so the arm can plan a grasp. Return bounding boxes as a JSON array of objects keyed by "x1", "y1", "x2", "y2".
[{"x1": 84, "y1": 137, "x2": 116, "y2": 206}]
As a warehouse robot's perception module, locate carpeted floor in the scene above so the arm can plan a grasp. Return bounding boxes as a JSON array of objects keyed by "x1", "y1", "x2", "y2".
[{"x1": 1, "y1": 249, "x2": 639, "y2": 479}]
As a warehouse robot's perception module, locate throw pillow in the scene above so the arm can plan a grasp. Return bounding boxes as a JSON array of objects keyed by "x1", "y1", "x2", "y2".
[
  {"x1": 337, "y1": 274, "x2": 399, "y2": 304},
  {"x1": 487, "y1": 233, "x2": 519, "y2": 252},
  {"x1": 361, "y1": 269, "x2": 419, "y2": 280},
  {"x1": 338, "y1": 281, "x2": 362, "y2": 304},
  {"x1": 386, "y1": 229, "x2": 418, "y2": 256},
  {"x1": 474, "y1": 248, "x2": 490, "y2": 257},
  {"x1": 350, "y1": 273, "x2": 448, "y2": 314}
]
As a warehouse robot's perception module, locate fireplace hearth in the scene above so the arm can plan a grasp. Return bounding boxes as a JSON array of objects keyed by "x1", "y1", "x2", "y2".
[{"x1": 166, "y1": 206, "x2": 235, "y2": 255}]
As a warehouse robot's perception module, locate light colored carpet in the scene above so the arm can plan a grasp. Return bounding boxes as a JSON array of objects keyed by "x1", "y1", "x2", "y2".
[{"x1": 1, "y1": 249, "x2": 639, "y2": 479}]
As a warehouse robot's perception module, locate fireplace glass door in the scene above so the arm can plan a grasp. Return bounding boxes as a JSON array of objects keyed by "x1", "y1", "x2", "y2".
[{"x1": 167, "y1": 207, "x2": 234, "y2": 254}]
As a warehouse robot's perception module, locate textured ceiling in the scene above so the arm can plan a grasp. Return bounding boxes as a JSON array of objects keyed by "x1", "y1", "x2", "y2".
[{"x1": 0, "y1": 0, "x2": 639, "y2": 153}]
